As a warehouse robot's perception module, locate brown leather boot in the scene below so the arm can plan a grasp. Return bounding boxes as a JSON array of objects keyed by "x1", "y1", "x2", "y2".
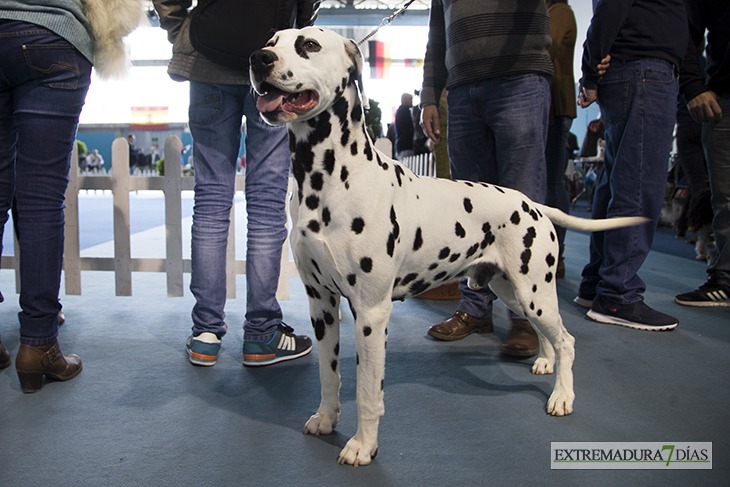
[
  {"x1": 15, "y1": 340, "x2": 82, "y2": 393},
  {"x1": 428, "y1": 311, "x2": 494, "y2": 341},
  {"x1": 501, "y1": 319, "x2": 538, "y2": 357},
  {"x1": 0, "y1": 339, "x2": 11, "y2": 369}
]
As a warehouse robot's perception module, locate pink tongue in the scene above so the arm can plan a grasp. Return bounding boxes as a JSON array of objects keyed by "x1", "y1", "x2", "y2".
[{"x1": 256, "y1": 90, "x2": 286, "y2": 113}]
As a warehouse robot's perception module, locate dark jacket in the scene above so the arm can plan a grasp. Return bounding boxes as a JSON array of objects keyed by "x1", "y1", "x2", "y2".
[
  {"x1": 394, "y1": 105, "x2": 414, "y2": 153},
  {"x1": 581, "y1": 0, "x2": 688, "y2": 90},
  {"x1": 680, "y1": 0, "x2": 730, "y2": 101},
  {"x1": 153, "y1": 0, "x2": 320, "y2": 84}
]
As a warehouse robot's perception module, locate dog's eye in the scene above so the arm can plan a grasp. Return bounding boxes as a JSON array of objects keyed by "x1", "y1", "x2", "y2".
[{"x1": 303, "y1": 40, "x2": 321, "y2": 52}]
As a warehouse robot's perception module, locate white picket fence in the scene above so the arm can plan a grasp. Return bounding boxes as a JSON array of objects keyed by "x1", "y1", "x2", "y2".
[
  {"x1": 0, "y1": 136, "x2": 297, "y2": 299},
  {"x1": 401, "y1": 152, "x2": 437, "y2": 178}
]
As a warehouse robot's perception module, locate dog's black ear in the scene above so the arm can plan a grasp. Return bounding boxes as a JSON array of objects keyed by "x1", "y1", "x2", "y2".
[{"x1": 345, "y1": 39, "x2": 369, "y2": 108}]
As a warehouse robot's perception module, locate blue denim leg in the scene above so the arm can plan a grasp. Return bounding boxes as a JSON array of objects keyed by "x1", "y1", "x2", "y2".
[
  {"x1": 446, "y1": 75, "x2": 550, "y2": 319},
  {"x1": 545, "y1": 116, "x2": 573, "y2": 247},
  {"x1": 188, "y1": 82, "x2": 289, "y2": 341},
  {"x1": 703, "y1": 95, "x2": 730, "y2": 286},
  {"x1": 0, "y1": 21, "x2": 91, "y2": 345},
  {"x1": 579, "y1": 59, "x2": 678, "y2": 303},
  {"x1": 241, "y1": 91, "x2": 289, "y2": 342}
]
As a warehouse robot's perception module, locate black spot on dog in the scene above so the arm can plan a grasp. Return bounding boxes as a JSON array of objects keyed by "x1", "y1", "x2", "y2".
[
  {"x1": 523, "y1": 227, "x2": 536, "y2": 248},
  {"x1": 466, "y1": 242, "x2": 479, "y2": 258},
  {"x1": 410, "y1": 279, "x2": 430, "y2": 295},
  {"x1": 400, "y1": 273, "x2": 418, "y2": 286},
  {"x1": 296, "y1": 83, "x2": 302, "y2": 90},
  {"x1": 393, "y1": 165, "x2": 405, "y2": 187},
  {"x1": 464, "y1": 182, "x2": 473, "y2": 187},
  {"x1": 363, "y1": 142, "x2": 373, "y2": 161},
  {"x1": 308, "y1": 112, "x2": 332, "y2": 146},
  {"x1": 351, "y1": 102, "x2": 362, "y2": 122},
  {"x1": 463, "y1": 198, "x2": 473, "y2": 213},
  {"x1": 455, "y1": 222, "x2": 466, "y2": 238},
  {"x1": 413, "y1": 228, "x2": 423, "y2": 251},
  {"x1": 333, "y1": 97, "x2": 349, "y2": 126},
  {"x1": 360, "y1": 257, "x2": 373, "y2": 273},
  {"x1": 550, "y1": 232, "x2": 556, "y2": 242},
  {"x1": 331, "y1": 359, "x2": 338, "y2": 372},
  {"x1": 294, "y1": 35, "x2": 319, "y2": 59},
  {"x1": 522, "y1": 201, "x2": 530, "y2": 213},
  {"x1": 351, "y1": 217, "x2": 365, "y2": 234},
  {"x1": 387, "y1": 206, "x2": 400, "y2": 257},
  {"x1": 545, "y1": 272, "x2": 553, "y2": 283},
  {"x1": 308, "y1": 220, "x2": 320, "y2": 233},
  {"x1": 349, "y1": 302, "x2": 357, "y2": 321},
  {"x1": 434, "y1": 271, "x2": 447, "y2": 280},
  {"x1": 323, "y1": 150, "x2": 335, "y2": 175},
  {"x1": 313, "y1": 318, "x2": 325, "y2": 341},
  {"x1": 530, "y1": 302, "x2": 535, "y2": 310},
  {"x1": 537, "y1": 309, "x2": 543, "y2": 317},
  {"x1": 311, "y1": 259, "x2": 321, "y2": 274},
  {"x1": 449, "y1": 253, "x2": 461, "y2": 263},
  {"x1": 340, "y1": 128, "x2": 350, "y2": 147},
  {"x1": 305, "y1": 195, "x2": 319, "y2": 210},
  {"x1": 532, "y1": 284, "x2": 537, "y2": 292},
  {"x1": 350, "y1": 141, "x2": 358, "y2": 155},
  {"x1": 494, "y1": 186, "x2": 505, "y2": 194},
  {"x1": 322, "y1": 310, "x2": 334, "y2": 324},
  {"x1": 530, "y1": 209, "x2": 539, "y2": 221},
  {"x1": 429, "y1": 263, "x2": 438, "y2": 270},
  {"x1": 393, "y1": 277, "x2": 401, "y2": 288},
  {"x1": 546, "y1": 254, "x2": 556, "y2": 267},
  {"x1": 347, "y1": 274, "x2": 356, "y2": 286},
  {"x1": 511, "y1": 211, "x2": 521, "y2": 225},
  {"x1": 334, "y1": 343, "x2": 339, "y2": 356},
  {"x1": 322, "y1": 207, "x2": 331, "y2": 226},
  {"x1": 340, "y1": 165, "x2": 349, "y2": 182},
  {"x1": 363, "y1": 326, "x2": 372, "y2": 337},
  {"x1": 329, "y1": 295, "x2": 337, "y2": 308},
  {"x1": 439, "y1": 247, "x2": 450, "y2": 259},
  {"x1": 481, "y1": 223, "x2": 495, "y2": 248},
  {"x1": 520, "y1": 249, "x2": 531, "y2": 274},
  {"x1": 310, "y1": 172, "x2": 324, "y2": 191}
]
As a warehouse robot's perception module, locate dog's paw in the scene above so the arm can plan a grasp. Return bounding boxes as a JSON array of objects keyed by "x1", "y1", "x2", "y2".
[
  {"x1": 303, "y1": 413, "x2": 338, "y2": 435},
  {"x1": 531, "y1": 357, "x2": 554, "y2": 375},
  {"x1": 337, "y1": 437, "x2": 378, "y2": 467},
  {"x1": 547, "y1": 390, "x2": 575, "y2": 417}
]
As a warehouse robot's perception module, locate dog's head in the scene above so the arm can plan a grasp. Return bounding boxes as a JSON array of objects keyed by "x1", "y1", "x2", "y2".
[{"x1": 250, "y1": 27, "x2": 364, "y2": 125}]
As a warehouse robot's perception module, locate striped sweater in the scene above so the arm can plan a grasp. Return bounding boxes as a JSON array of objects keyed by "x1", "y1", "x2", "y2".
[{"x1": 420, "y1": 0, "x2": 553, "y2": 107}]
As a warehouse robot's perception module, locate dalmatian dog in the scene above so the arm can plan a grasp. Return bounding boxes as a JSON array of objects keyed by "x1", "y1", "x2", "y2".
[{"x1": 250, "y1": 27, "x2": 648, "y2": 467}]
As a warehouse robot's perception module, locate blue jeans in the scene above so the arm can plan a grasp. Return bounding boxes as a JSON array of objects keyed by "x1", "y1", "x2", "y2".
[
  {"x1": 579, "y1": 58, "x2": 678, "y2": 303},
  {"x1": 188, "y1": 81, "x2": 290, "y2": 342},
  {"x1": 545, "y1": 116, "x2": 573, "y2": 247},
  {"x1": 703, "y1": 94, "x2": 730, "y2": 286},
  {"x1": 446, "y1": 74, "x2": 550, "y2": 319},
  {"x1": 0, "y1": 20, "x2": 92, "y2": 345}
]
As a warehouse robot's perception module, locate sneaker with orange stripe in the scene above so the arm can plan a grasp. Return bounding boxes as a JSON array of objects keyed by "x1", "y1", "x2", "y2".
[
  {"x1": 186, "y1": 332, "x2": 221, "y2": 366},
  {"x1": 242, "y1": 323, "x2": 312, "y2": 367}
]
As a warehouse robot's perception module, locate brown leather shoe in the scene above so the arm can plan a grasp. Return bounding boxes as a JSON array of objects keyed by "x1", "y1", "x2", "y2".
[
  {"x1": 501, "y1": 319, "x2": 538, "y2": 357},
  {"x1": 15, "y1": 340, "x2": 82, "y2": 393},
  {"x1": 428, "y1": 311, "x2": 494, "y2": 341},
  {"x1": 0, "y1": 339, "x2": 10, "y2": 369}
]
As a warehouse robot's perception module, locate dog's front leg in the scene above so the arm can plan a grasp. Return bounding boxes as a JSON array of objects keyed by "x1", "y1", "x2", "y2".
[
  {"x1": 303, "y1": 289, "x2": 342, "y2": 436},
  {"x1": 337, "y1": 299, "x2": 392, "y2": 467}
]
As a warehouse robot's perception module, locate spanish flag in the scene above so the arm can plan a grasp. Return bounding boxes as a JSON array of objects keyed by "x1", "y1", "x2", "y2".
[
  {"x1": 368, "y1": 41, "x2": 391, "y2": 79},
  {"x1": 130, "y1": 106, "x2": 168, "y2": 130}
]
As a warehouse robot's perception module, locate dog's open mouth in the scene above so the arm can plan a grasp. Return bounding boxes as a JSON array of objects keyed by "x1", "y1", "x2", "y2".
[{"x1": 255, "y1": 83, "x2": 319, "y2": 116}]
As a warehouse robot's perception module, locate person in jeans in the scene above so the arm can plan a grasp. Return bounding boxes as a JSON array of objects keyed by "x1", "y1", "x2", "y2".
[
  {"x1": 545, "y1": 0, "x2": 577, "y2": 279},
  {"x1": 575, "y1": 0, "x2": 688, "y2": 330},
  {"x1": 675, "y1": 0, "x2": 730, "y2": 307},
  {"x1": 419, "y1": 0, "x2": 553, "y2": 357},
  {"x1": 154, "y1": 0, "x2": 319, "y2": 366},
  {"x1": 0, "y1": 0, "x2": 143, "y2": 391}
]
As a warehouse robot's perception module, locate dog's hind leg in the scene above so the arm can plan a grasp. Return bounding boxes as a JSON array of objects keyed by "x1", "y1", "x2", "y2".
[
  {"x1": 337, "y1": 298, "x2": 392, "y2": 467},
  {"x1": 303, "y1": 287, "x2": 343, "y2": 436},
  {"x1": 488, "y1": 277, "x2": 556, "y2": 374}
]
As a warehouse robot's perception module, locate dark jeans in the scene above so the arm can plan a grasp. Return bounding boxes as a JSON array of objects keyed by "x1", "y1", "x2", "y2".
[
  {"x1": 703, "y1": 95, "x2": 730, "y2": 285},
  {"x1": 579, "y1": 58, "x2": 678, "y2": 303},
  {"x1": 545, "y1": 116, "x2": 573, "y2": 247},
  {"x1": 0, "y1": 20, "x2": 92, "y2": 345},
  {"x1": 446, "y1": 74, "x2": 550, "y2": 319}
]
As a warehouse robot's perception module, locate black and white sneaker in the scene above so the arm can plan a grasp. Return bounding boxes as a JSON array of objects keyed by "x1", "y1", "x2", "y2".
[
  {"x1": 587, "y1": 295, "x2": 678, "y2": 331},
  {"x1": 675, "y1": 277, "x2": 730, "y2": 307}
]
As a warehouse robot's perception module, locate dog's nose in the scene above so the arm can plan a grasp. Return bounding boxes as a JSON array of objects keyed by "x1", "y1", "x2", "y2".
[{"x1": 250, "y1": 49, "x2": 278, "y2": 71}]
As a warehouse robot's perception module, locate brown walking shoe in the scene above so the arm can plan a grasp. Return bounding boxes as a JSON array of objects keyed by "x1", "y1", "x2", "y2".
[
  {"x1": 501, "y1": 319, "x2": 538, "y2": 357},
  {"x1": 0, "y1": 339, "x2": 10, "y2": 369},
  {"x1": 427, "y1": 311, "x2": 494, "y2": 341}
]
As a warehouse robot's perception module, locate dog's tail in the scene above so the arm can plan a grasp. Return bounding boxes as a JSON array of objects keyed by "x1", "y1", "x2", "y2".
[{"x1": 536, "y1": 204, "x2": 650, "y2": 232}]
